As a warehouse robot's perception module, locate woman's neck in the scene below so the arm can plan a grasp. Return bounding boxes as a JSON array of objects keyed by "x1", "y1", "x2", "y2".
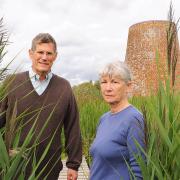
[{"x1": 110, "y1": 99, "x2": 130, "y2": 113}]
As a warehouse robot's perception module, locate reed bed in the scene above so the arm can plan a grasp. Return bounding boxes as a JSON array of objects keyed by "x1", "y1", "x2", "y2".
[{"x1": 75, "y1": 80, "x2": 180, "y2": 179}]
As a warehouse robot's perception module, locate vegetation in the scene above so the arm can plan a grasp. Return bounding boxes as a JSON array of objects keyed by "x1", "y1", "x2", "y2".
[
  {"x1": 73, "y1": 77, "x2": 180, "y2": 180},
  {"x1": 0, "y1": 2, "x2": 180, "y2": 179},
  {"x1": 73, "y1": 4, "x2": 180, "y2": 178},
  {"x1": 0, "y1": 18, "x2": 62, "y2": 180},
  {"x1": 0, "y1": 18, "x2": 9, "y2": 82}
]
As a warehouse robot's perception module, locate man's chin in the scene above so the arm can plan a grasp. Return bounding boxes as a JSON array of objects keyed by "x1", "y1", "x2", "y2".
[{"x1": 38, "y1": 68, "x2": 49, "y2": 74}]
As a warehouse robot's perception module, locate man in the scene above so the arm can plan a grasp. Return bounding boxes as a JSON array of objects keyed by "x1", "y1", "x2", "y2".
[{"x1": 0, "y1": 33, "x2": 82, "y2": 180}]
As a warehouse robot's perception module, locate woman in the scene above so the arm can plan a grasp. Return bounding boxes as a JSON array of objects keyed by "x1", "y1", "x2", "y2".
[{"x1": 90, "y1": 61, "x2": 145, "y2": 180}]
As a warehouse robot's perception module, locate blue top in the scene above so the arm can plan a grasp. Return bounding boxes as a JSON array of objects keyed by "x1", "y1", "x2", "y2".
[{"x1": 90, "y1": 105, "x2": 145, "y2": 180}]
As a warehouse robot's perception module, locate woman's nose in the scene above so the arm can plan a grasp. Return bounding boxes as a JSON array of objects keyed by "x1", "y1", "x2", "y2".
[{"x1": 105, "y1": 83, "x2": 113, "y2": 90}]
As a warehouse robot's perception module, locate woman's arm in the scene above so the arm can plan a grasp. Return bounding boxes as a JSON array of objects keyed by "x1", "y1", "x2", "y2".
[{"x1": 127, "y1": 116, "x2": 146, "y2": 179}]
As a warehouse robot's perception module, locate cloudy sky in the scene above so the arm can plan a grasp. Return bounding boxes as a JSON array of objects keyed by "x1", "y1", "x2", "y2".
[{"x1": 1, "y1": 0, "x2": 180, "y2": 85}]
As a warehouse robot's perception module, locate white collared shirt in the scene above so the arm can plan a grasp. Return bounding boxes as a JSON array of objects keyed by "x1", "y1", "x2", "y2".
[{"x1": 29, "y1": 68, "x2": 53, "y2": 95}]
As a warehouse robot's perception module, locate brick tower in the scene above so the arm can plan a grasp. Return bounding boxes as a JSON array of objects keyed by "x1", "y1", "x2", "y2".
[{"x1": 125, "y1": 20, "x2": 180, "y2": 96}]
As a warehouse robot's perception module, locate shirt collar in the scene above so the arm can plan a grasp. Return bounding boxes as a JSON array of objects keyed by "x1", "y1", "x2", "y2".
[{"x1": 29, "y1": 67, "x2": 53, "y2": 81}]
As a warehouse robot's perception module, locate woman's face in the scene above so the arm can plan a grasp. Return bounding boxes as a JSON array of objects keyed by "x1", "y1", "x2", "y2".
[{"x1": 100, "y1": 75, "x2": 130, "y2": 105}]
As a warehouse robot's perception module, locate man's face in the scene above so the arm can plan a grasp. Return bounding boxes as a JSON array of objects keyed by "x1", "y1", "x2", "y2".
[{"x1": 29, "y1": 43, "x2": 57, "y2": 75}]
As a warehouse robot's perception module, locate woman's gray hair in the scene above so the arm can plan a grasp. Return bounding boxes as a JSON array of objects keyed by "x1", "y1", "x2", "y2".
[{"x1": 99, "y1": 61, "x2": 132, "y2": 83}]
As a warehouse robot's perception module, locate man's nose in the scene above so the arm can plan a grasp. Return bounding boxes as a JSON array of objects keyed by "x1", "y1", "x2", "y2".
[{"x1": 42, "y1": 52, "x2": 48, "y2": 59}]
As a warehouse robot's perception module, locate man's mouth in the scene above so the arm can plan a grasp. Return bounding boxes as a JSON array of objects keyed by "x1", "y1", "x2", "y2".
[{"x1": 39, "y1": 62, "x2": 49, "y2": 65}]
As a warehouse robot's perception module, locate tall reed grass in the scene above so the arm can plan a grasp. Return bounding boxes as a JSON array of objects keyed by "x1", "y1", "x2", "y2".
[
  {"x1": 75, "y1": 77, "x2": 180, "y2": 179},
  {"x1": 76, "y1": 4, "x2": 180, "y2": 179},
  {"x1": 0, "y1": 18, "x2": 65, "y2": 179},
  {"x1": 1, "y1": 2, "x2": 179, "y2": 178}
]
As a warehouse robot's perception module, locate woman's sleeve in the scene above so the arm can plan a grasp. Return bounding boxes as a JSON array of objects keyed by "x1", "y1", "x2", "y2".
[{"x1": 127, "y1": 115, "x2": 146, "y2": 179}]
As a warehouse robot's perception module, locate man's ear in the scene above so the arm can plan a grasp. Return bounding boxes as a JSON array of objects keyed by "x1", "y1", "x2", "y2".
[
  {"x1": 29, "y1": 49, "x2": 33, "y2": 59},
  {"x1": 51, "y1": 52, "x2": 58, "y2": 62},
  {"x1": 54, "y1": 52, "x2": 58, "y2": 60}
]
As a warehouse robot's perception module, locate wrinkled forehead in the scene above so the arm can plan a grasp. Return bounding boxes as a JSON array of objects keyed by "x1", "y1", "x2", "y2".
[
  {"x1": 100, "y1": 74, "x2": 123, "y2": 81},
  {"x1": 100, "y1": 69, "x2": 124, "y2": 78}
]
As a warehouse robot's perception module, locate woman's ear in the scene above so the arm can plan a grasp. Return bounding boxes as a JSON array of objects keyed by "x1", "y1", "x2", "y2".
[{"x1": 126, "y1": 81, "x2": 133, "y2": 98}]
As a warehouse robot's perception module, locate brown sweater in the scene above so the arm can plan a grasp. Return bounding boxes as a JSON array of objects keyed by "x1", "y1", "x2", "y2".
[{"x1": 0, "y1": 71, "x2": 82, "y2": 179}]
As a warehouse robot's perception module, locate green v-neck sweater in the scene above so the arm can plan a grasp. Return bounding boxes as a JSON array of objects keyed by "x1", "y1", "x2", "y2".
[{"x1": 0, "y1": 71, "x2": 82, "y2": 179}]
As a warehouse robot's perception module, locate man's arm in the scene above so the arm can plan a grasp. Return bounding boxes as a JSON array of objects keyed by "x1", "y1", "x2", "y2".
[
  {"x1": 0, "y1": 75, "x2": 13, "y2": 129},
  {"x1": 0, "y1": 96, "x2": 7, "y2": 128},
  {"x1": 64, "y1": 89, "x2": 82, "y2": 173}
]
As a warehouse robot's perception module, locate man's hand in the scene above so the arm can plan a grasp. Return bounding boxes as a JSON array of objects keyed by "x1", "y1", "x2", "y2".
[{"x1": 67, "y1": 168, "x2": 78, "y2": 180}]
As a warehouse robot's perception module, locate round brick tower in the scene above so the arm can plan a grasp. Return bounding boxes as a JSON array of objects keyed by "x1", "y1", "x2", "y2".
[{"x1": 125, "y1": 20, "x2": 180, "y2": 96}]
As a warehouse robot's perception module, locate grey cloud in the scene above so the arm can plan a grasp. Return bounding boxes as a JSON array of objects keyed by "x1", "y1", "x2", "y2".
[
  {"x1": 92, "y1": 0, "x2": 133, "y2": 11},
  {"x1": 60, "y1": 39, "x2": 85, "y2": 48},
  {"x1": 1, "y1": 0, "x2": 180, "y2": 86},
  {"x1": 53, "y1": 56, "x2": 100, "y2": 85}
]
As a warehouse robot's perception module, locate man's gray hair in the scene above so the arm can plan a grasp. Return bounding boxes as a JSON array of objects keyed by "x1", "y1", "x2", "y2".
[
  {"x1": 31, "y1": 33, "x2": 57, "y2": 52},
  {"x1": 99, "y1": 61, "x2": 132, "y2": 83}
]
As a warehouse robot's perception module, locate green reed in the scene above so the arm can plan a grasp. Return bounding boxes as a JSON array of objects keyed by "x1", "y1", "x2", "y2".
[{"x1": 75, "y1": 77, "x2": 180, "y2": 179}]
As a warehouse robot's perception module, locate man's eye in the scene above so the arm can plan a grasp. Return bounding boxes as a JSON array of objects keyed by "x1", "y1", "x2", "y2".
[
  {"x1": 38, "y1": 51, "x2": 44, "y2": 54},
  {"x1": 47, "y1": 52, "x2": 53, "y2": 55},
  {"x1": 36, "y1": 51, "x2": 53, "y2": 56}
]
